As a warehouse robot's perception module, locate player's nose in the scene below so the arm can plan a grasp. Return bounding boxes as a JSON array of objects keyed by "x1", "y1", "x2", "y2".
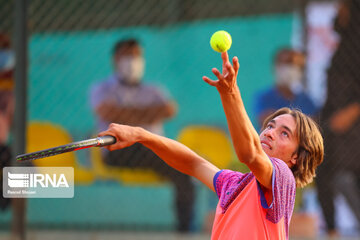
[{"x1": 264, "y1": 128, "x2": 275, "y2": 140}]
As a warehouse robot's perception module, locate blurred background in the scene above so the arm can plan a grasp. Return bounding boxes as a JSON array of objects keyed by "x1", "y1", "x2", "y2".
[{"x1": 0, "y1": 0, "x2": 359, "y2": 239}]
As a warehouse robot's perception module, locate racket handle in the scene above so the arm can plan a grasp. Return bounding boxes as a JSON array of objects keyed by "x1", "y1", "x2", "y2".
[{"x1": 97, "y1": 135, "x2": 116, "y2": 147}]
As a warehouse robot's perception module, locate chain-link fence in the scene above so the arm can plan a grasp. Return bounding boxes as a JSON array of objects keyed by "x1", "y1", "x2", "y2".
[{"x1": 0, "y1": 0, "x2": 359, "y2": 238}]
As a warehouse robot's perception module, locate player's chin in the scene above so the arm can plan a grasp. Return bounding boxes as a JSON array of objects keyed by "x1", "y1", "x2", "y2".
[{"x1": 261, "y1": 146, "x2": 272, "y2": 156}]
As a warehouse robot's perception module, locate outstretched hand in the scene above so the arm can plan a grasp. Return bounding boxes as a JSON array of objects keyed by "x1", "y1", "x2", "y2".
[
  {"x1": 202, "y1": 52, "x2": 240, "y2": 94},
  {"x1": 98, "y1": 123, "x2": 141, "y2": 151}
]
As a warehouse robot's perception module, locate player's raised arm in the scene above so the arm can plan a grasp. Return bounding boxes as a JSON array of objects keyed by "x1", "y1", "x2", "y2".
[
  {"x1": 98, "y1": 123, "x2": 220, "y2": 191},
  {"x1": 203, "y1": 52, "x2": 273, "y2": 190}
]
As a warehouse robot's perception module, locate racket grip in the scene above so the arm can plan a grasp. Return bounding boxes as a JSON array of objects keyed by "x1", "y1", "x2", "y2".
[{"x1": 97, "y1": 135, "x2": 116, "y2": 147}]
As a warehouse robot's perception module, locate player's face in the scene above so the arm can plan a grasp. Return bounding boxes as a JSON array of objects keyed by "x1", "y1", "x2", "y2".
[{"x1": 259, "y1": 114, "x2": 299, "y2": 168}]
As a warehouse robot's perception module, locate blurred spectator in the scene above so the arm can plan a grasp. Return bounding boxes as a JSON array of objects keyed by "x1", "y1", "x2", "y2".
[
  {"x1": 90, "y1": 38, "x2": 194, "y2": 232},
  {"x1": 0, "y1": 33, "x2": 14, "y2": 211},
  {"x1": 254, "y1": 48, "x2": 318, "y2": 129},
  {"x1": 316, "y1": 0, "x2": 360, "y2": 236}
]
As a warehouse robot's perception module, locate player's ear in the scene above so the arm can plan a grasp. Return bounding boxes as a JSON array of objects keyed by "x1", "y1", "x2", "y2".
[{"x1": 290, "y1": 152, "x2": 298, "y2": 166}]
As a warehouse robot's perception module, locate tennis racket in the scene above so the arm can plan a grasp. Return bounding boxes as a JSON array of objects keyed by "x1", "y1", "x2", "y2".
[{"x1": 16, "y1": 135, "x2": 116, "y2": 162}]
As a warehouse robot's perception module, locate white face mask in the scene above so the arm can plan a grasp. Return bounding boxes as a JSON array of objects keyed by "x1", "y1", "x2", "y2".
[
  {"x1": 117, "y1": 56, "x2": 145, "y2": 84},
  {"x1": 275, "y1": 64, "x2": 303, "y2": 93}
]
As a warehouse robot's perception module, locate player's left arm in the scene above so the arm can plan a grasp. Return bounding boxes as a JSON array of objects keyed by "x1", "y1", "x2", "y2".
[{"x1": 203, "y1": 52, "x2": 273, "y2": 190}]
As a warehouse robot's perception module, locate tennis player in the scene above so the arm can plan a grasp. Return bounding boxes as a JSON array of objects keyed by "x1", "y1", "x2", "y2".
[{"x1": 99, "y1": 52, "x2": 324, "y2": 239}]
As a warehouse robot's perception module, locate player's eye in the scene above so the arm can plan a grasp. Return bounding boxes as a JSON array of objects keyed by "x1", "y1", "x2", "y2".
[{"x1": 281, "y1": 131, "x2": 289, "y2": 137}]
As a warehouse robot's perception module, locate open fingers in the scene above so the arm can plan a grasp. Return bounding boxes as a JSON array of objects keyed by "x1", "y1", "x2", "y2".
[
  {"x1": 202, "y1": 76, "x2": 219, "y2": 86},
  {"x1": 221, "y1": 51, "x2": 230, "y2": 65},
  {"x1": 232, "y1": 56, "x2": 240, "y2": 73},
  {"x1": 202, "y1": 66, "x2": 223, "y2": 87},
  {"x1": 212, "y1": 68, "x2": 223, "y2": 80},
  {"x1": 224, "y1": 61, "x2": 235, "y2": 78}
]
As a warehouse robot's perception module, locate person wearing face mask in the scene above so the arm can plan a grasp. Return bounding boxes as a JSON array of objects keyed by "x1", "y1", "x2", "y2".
[
  {"x1": 90, "y1": 39, "x2": 194, "y2": 232},
  {"x1": 254, "y1": 48, "x2": 318, "y2": 130}
]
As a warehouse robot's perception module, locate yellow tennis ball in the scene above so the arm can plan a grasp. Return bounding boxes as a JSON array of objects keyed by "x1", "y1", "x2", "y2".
[{"x1": 210, "y1": 30, "x2": 232, "y2": 53}]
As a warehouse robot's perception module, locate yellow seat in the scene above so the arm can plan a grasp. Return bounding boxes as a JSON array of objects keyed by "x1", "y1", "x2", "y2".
[
  {"x1": 90, "y1": 145, "x2": 164, "y2": 185},
  {"x1": 27, "y1": 121, "x2": 95, "y2": 185},
  {"x1": 177, "y1": 125, "x2": 234, "y2": 169}
]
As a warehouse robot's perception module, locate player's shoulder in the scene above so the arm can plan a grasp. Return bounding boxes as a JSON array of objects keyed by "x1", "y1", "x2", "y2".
[
  {"x1": 214, "y1": 169, "x2": 253, "y2": 196},
  {"x1": 269, "y1": 157, "x2": 290, "y2": 171},
  {"x1": 269, "y1": 157, "x2": 295, "y2": 182},
  {"x1": 215, "y1": 169, "x2": 251, "y2": 185},
  {"x1": 217, "y1": 169, "x2": 245, "y2": 177},
  {"x1": 269, "y1": 157, "x2": 286, "y2": 166}
]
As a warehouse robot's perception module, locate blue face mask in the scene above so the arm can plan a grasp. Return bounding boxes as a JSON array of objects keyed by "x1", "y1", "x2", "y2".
[{"x1": 0, "y1": 50, "x2": 15, "y2": 71}]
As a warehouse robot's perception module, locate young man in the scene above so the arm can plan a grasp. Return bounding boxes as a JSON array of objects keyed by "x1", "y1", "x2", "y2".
[{"x1": 99, "y1": 52, "x2": 324, "y2": 239}]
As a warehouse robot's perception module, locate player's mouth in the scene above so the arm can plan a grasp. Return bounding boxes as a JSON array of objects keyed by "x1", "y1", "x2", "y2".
[{"x1": 260, "y1": 140, "x2": 272, "y2": 150}]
